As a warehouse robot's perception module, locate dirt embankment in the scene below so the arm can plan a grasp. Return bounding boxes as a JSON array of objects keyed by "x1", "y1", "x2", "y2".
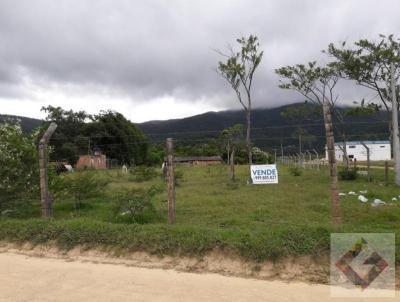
[
  {"x1": 0, "y1": 246, "x2": 399, "y2": 302},
  {"x1": 0, "y1": 241, "x2": 330, "y2": 284}
]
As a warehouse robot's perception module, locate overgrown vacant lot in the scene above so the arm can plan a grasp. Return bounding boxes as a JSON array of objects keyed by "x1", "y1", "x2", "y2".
[{"x1": 1, "y1": 165, "x2": 399, "y2": 262}]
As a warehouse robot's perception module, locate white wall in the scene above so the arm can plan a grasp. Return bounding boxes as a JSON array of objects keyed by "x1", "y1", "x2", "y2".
[{"x1": 327, "y1": 142, "x2": 391, "y2": 161}]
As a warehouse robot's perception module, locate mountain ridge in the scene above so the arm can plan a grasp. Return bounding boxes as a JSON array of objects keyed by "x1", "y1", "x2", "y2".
[{"x1": 1, "y1": 103, "x2": 389, "y2": 152}]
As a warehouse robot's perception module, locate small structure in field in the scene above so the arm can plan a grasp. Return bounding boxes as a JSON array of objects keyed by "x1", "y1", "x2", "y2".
[
  {"x1": 172, "y1": 156, "x2": 222, "y2": 166},
  {"x1": 327, "y1": 141, "x2": 391, "y2": 161},
  {"x1": 76, "y1": 149, "x2": 107, "y2": 170},
  {"x1": 52, "y1": 162, "x2": 74, "y2": 175}
]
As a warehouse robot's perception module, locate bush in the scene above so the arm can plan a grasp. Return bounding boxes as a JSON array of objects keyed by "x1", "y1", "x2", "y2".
[
  {"x1": 289, "y1": 166, "x2": 303, "y2": 176},
  {"x1": 0, "y1": 121, "x2": 39, "y2": 213},
  {"x1": 51, "y1": 171, "x2": 110, "y2": 210},
  {"x1": 338, "y1": 168, "x2": 358, "y2": 181},
  {"x1": 129, "y1": 166, "x2": 158, "y2": 182},
  {"x1": 112, "y1": 186, "x2": 161, "y2": 223},
  {"x1": 252, "y1": 147, "x2": 273, "y2": 164}
]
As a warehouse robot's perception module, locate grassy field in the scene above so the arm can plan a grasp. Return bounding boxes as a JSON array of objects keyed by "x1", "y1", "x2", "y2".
[{"x1": 1, "y1": 164, "x2": 399, "y2": 262}]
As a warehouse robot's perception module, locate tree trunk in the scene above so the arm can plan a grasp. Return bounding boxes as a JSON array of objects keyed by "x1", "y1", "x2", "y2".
[
  {"x1": 390, "y1": 63, "x2": 400, "y2": 186},
  {"x1": 246, "y1": 108, "x2": 252, "y2": 165},
  {"x1": 230, "y1": 148, "x2": 235, "y2": 181},
  {"x1": 323, "y1": 102, "x2": 341, "y2": 230}
]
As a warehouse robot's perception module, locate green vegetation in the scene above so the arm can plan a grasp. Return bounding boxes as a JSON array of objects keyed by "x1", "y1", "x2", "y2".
[
  {"x1": 289, "y1": 166, "x2": 303, "y2": 177},
  {"x1": 41, "y1": 106, "x2": 148, "y2": 165},
  {"x1": 1, "y1": 165, "x2": 400, "y2": 262},
  {"x1": 338, "y1": 168, "x2": 358, "y2": 180},
  {"x1": 0, "y1": 122, "x2": 39, "y2": 216}
]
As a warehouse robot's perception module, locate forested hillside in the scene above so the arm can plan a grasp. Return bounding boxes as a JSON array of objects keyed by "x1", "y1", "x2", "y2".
[{"x1": 1, "y1": 103, "x2": 390, "y2": 154}]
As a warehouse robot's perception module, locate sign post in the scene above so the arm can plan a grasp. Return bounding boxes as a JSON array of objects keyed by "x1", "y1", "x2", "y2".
[{"x1": 250, "y1": 164, "x2": 279, "y2": 184}]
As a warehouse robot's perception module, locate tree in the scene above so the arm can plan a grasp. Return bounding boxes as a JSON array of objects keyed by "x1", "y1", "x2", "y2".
[
  {"x1": 327, "y1": 35, "x2": 400, "y2": 117},
  {"x1": 88, "y1": 111, "x2": 148, "y2": 166},
  {"x1": 276, "y1": 62, "x2": 342, "y2": 230},
  {"x1": 217, "y1": 34, "x2": 263, "y2": 165},
  {"x1": 328, "y1": 34, "x2": 400, "y2": 183},
  {"x1": 221, "y1": 124, "x2": 245, "y2": 180},
  {"x1": 0, "y1": 121, "x2": 39, "y2": 214},
  {"x1": 42, "y1": 107, "x2": 148, "y2": 166},
  {"x1": 281, "y1": 102, "x2": 320, "y2": 154},
  {"x1": 113, "y1": 186, "x2": 160, "y2": 224},
  {"x1": 41, "y1": 106, "x2": 90, "y2": 164}
]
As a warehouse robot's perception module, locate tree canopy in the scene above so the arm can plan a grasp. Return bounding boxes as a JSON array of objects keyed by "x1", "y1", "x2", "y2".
[{"x1": 42, "y1": 106, "x2": 148, "y2": 166}]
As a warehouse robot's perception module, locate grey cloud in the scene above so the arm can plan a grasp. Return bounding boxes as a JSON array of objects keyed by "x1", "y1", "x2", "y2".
[{"x1": 0, "y1": 0, "x2": 399, "y2": 111}]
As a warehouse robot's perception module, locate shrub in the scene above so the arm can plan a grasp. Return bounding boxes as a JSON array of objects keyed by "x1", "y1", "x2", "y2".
[
  {"x1": 51, "y1": 171, "x2": 110, "y2": 210},
  {"x1": 289, "y1": 166, "x2": 303, "y2": 176},
  {"x1": 252, "y1": 147, "x2": 273, "y2": 164},
  {"x1": 129, "y1": 166, "x2": 158, "y2": 182},
  {"x1": 338, "y1": 168, "x2": 358, "y2": 181},
  {"x1": 112, "y1": 186, "x2": 161, "y2": 223},
  {"x1": 0, "y1": 121, "x2": 39, "y2": 214}
]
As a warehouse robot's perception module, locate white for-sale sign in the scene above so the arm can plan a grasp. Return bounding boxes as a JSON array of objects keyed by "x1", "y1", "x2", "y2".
[{"x1": 250, "y1": 164, "x2": 279, "y2": 184}]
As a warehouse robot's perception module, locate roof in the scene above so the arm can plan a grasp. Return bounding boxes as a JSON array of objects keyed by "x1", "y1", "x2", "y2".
[
  {"x1": 174, "y1": 156, "x2": 222, "y2": 162},
  {"x1": 335, "y1": 141, "x2": 390, "y2": 146}
]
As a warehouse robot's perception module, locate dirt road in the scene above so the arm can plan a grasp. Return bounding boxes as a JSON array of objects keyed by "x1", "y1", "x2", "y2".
[{"x1": 0, "y1": 252, "x2": 397, "y2": 302}]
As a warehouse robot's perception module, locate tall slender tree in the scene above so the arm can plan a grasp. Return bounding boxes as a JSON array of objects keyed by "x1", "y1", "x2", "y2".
[
  {"x1": 220, "y1": 124, "x2": 245, "y2": 181},
  {"x1": 327, "y1": 34, "x2": 400, "y2": 184},
  {"x1": 217, "y1": 34, "x2": 263, "y2": 166},
  {"x1": 276, "y1": 62, "x2": 342, "y2": 230}
]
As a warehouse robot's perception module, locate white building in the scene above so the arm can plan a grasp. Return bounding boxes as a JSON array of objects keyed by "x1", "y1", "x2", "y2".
[{"x1": 326, "y1": 141, "x2": 391, "y2": 161}]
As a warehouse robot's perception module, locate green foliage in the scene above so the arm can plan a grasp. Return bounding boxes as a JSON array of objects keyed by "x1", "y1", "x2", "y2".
[
  {"x1": 147, "y1": 144, "x2": 165, "y2": 165},
  {"x1": 42, "y1": 106, "x2": 148, "y2": 165},
  {"x1": 217, "y1": 35, "x2": 263, "y2": 98},
  {"x1": 338, "y1": 168, "x2": 358, "y2": 181},
  {"x1": 327, "y1": 34, "x2": 400, "y2": 112},
  {"x1": 217, "y1": 35, "x2": 264, "y2": 164},
  {"x1": 252, "y1": 147, "x2": 272, "y2": 164},
  {"x1": 51, "y1": 171, "x2": 110, "y2": 210},
  {"x1": 113, "y1": 186, "x2": 160, "y2": 223},
  {"x1": 41, "y1": 106, "x2": 89, "y2": 164},
  {"x1": 129, "y1": 166, "x2": 158, "y2": 182},
  {"x1": 0, "y1": 121, "x2": 39, "y2": 213},
  {"x1": 289, "y1": 166, "x2": 303, "y2": 176},
  {"x1": 175, "y1": 139, "x2": 220, "y2": 157},
  {"x1": 276, "y1": 61, "x2": 339, "y2": 107},
  {"x1": 0, "y1": 219, "x2": 331, "y2": 262},
  {"x1": 2, "y1": 165, "x2": 400, "y2": 263},
  {"x1": 88, "y1": 111, "x2": 148, "y2": 165},
  {"x1": 220, "y1": 124, "x2": 247, "y2": 166}
]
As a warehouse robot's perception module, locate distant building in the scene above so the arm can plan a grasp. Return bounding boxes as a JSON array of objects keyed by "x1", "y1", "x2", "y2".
[
  {"x1": 327, "y1": 141, "x2": 391, "y2": 161},
  {"x1": 76, "y1": 149, "x2": 107, "y2": 169},
  {"x1": 170, "y1": 156, "x2": 222, "y2": 166}
]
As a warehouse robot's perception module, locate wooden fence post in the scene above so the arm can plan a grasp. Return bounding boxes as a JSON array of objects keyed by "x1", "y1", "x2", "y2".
[
  {"x1": 39, "y1": 122, "x2": 57, "y2": 218},
  {"x1": 384, "y1": 161, "x2": 389, "y2": 186},
  {"x1": 166, "y1": 138, "x2": 175, "y2": 224},
  {"x1": 361, "y1": 142, "x2": 371, "y2": 182}
]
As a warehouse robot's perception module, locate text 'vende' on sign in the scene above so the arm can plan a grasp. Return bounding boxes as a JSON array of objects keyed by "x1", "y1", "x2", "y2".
[{"x1": 250, "y1": 164, "x2": 279, "y2": 184}]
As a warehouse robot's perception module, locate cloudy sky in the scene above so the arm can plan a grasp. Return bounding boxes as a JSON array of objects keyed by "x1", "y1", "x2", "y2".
[{"x1": 0, "y1": 0, "x2": 399, "y2": 122}]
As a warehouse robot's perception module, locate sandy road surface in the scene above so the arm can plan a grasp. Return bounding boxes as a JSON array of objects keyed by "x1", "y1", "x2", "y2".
[{"x1": 0, "y1": 252, "x2": 397, "y2": 302}]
